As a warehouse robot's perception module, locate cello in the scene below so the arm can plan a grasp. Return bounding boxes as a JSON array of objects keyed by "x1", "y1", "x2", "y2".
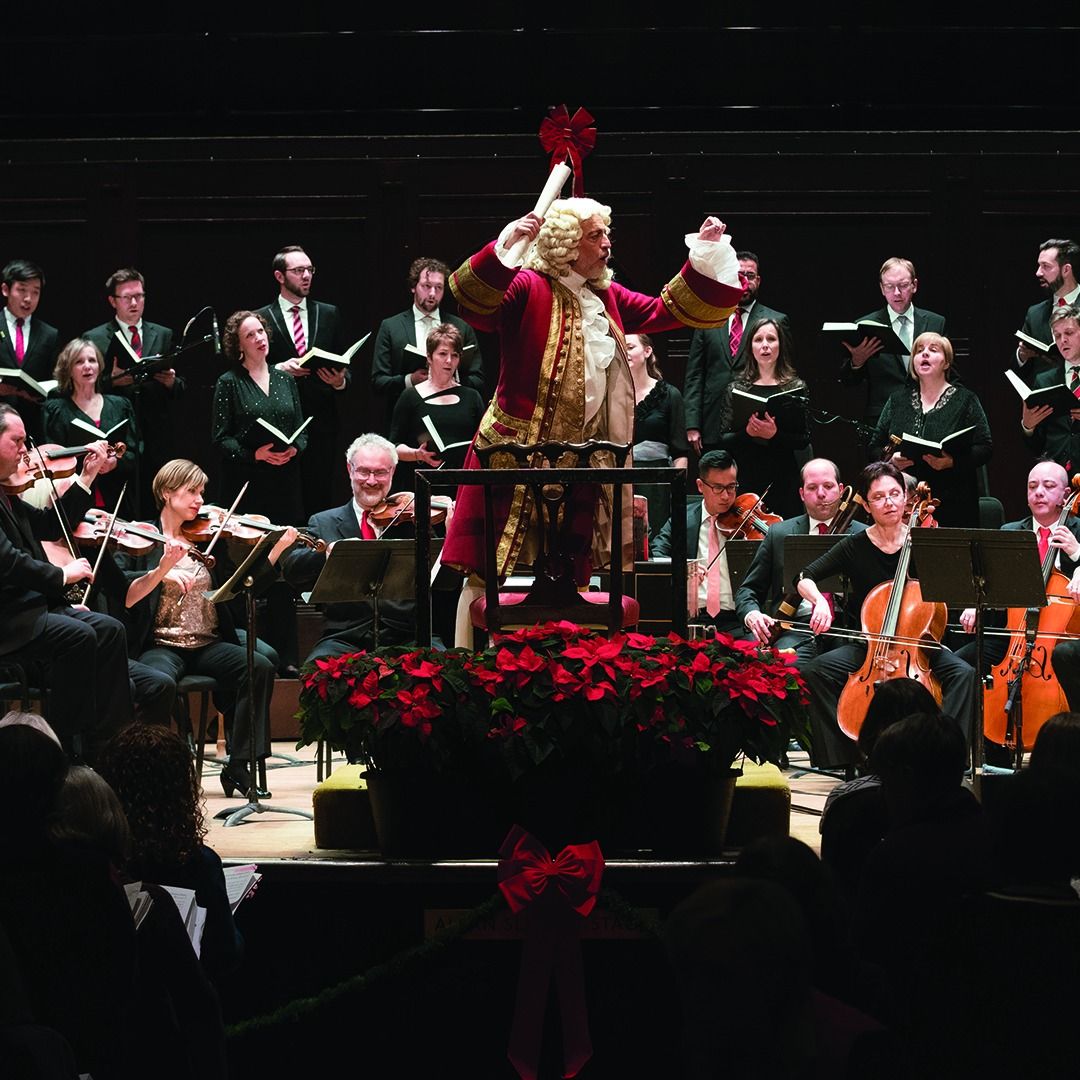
[
  {"x1": 835, "y1": 482, "x2": 947, "y2": 741},
  {"x1": 982, "y1": 500, "x2": 1080, "y2": 754}
]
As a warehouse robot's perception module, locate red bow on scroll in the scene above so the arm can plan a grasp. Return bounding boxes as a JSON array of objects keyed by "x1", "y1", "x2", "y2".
[
  {"x1": 497, "y1": 825, "x2": 605, "y2": 1080},
  {"x1": 538, "y1": 105, "x2": 596, "y2": 198}
]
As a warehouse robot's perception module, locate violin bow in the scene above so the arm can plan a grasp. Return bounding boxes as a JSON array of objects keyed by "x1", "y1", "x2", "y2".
[
  {"x1": 704, "y1": 483, "x2": 772, "y2": 574},
  {"x1": 25, "y1": 435, "x2": 80, "y2": 562},
  {"x1": 204, "y1": 481, "x2": 249, "y2": 557},
  {"x1": 82, "y1": 482, "x2": 127, "y2": 606}
]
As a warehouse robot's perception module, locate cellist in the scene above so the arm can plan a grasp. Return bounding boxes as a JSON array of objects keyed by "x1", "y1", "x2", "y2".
[
  {"x1": 957, "y1": 460, "x2": 1080, "y2": 709},
  {"x1": 795, "y1": 462, "x2": 976, "y2": 762}
]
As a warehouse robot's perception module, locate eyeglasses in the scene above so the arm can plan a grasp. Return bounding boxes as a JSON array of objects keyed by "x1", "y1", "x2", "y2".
[
  {"x1": 742, "y1": 272, "x2": 759, "y2": 281},
  {"x1": 286, "y1": 266, "x2": 316, "y2": 276},
  {"x1": 351, "y1": 467, "x2": 391, "y2": 480},
  {"x1": 881, "y1": 281, "x2": 914, "y2": 293},
  {"x1": 868, "y1": 491, "x2": 904, "y2": 505},
  {"x1": 114, "y1": 293, "x2": 145, "y2": 302},
  {"x1": 702, "y1": 481, "x2": 739, "y2": 495}
]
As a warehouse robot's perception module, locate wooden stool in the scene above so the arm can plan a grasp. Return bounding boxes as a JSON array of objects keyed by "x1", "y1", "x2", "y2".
[{"x1": 174, "y1": 674, "x2": 219, "y2": 776}]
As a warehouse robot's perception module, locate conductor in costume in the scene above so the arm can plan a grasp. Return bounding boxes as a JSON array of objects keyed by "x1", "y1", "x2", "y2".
[
  {"x1": 441, "y1": 198, "x2": 745, "y2": 610},
  {"x1": 683, "y1": 250, "x2": 788, "y2": 455},
  {"x1": 0, "y1": 403, "x2": 133, "y2": 756},
  {"x1": 257, "y1": 245, "x2": 349, "y2": 518}
]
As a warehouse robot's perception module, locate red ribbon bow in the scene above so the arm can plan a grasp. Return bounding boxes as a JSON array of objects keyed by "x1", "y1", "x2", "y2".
[
  {"x1": 497, "y1": 825, "x2": 605, "y2": 1080},
  {"x1": 538, "y1": 105, "x2": 596, "y2": 198}
]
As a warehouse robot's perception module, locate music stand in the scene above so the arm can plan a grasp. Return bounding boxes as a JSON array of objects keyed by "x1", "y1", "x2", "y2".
[
  {"x1": 910, "y1": 529, "x2": 1046, "y2": 783},
  {"x1": 206, "y1": 529, "x2": 314, "y2": 828},
  {"x1": 309, "y1": 538, "x2": 441, "y2": 650},
  {"x1": 781, "y1": 534, "x2": 857, "y2": 599}
]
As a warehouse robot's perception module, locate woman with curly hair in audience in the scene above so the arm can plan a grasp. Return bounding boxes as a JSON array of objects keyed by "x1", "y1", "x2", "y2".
[{"x1": 98, "y1": 723, "x2": 243, "y2": 980}]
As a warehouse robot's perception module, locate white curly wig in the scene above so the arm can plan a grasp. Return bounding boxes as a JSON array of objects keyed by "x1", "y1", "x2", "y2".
[{"x1": 525, "y1": 197, "x2": 613, "y2": 288}]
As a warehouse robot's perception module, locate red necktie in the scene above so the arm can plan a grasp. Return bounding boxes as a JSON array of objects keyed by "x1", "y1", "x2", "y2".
[
  {"x1": 816, "y1": 522, "x2": 836, "y2": 618},
  {"x1": 729, "y1": 309, "x2": 743, "y2": 358},
  {"x1": 1058, "y1": 297, "x2": 1068, "y2": 307},
  {"x1": 706, "y1": 517, "x2": 721, "y2": 617},
  {"x1": 360, "y1": 510, "x2": 376, "y2": 540},
  {"x1": 1038, "y1": 526, "x2": 1051, "y2": 564},
  {"x1": 14, "y1": 317, "x2": 25, "y2": 364},
  {"x1": 129, "y1": 324, "x2": 142, "y2": 358},
  {"x1": 290, "y1": 305, "x2": 307, "y2": 355}
]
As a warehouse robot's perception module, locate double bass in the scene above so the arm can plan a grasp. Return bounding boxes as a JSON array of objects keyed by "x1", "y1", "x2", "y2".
[
  {"x1": 983, "y1": 500, "x2": 1080, "y2": 753},
  {"x1": 835, "y1": 483, "x2": 947, "y2": 741}
]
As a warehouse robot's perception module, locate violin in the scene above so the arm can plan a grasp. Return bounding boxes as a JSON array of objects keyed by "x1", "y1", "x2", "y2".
[
  {"x1": 3, "y1": 442, "x2": 127, "y2": 495},
  {"x1": 77, "y1": 509, "x2": 216, "y2": 568},
  {"x1": 367, "y1": 491, "x2": 453, "y2": 526},
  {"x1": 714, "y1": 492, "x2": 782, "y2": 540},
  {"x1": 771, "y1": 484, "x2": 860, "y2": 635},
  {"x1": 835, "y1": 482, "x2": 947, "y2": 741},
  {"x1": 181, "y1": 505, "x2": 326, "y2": 551},
  {"x1": 983, "y1": 498, "x2": 1080, "y2": 754}
]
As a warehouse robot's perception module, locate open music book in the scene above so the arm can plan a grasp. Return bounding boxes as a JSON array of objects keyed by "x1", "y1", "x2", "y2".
[
  {"x1": 729, "y1": 385, "x2": 807, "y2": 432},
  {"x1": 1014, "y1": 329, "x2": 1052, "y2": 353},
  {"x1": 1006, "y1": 368, "x2": 1080, "y2": 416},
  {"x1": 69, "y1": 416, "x2": 129, "y2": 441},
  {"x1": 255, "y1": 415, "x2": 313, "y2": 451},
  {"x1": 297, "y1": 333, "x2": 370, "y2": 371},
  {"x1": 822, "y1": 319, "x2": 909, "y2": 356},
  {"x1": 0, "y1": 367, "x2": 57, "y2": 399},
  {"x1": 895, "y1": 426, "x2": 976, "y2": 459}
]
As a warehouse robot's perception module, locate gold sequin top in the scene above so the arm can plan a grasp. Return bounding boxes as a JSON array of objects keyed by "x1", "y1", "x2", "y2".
[{"x1": 152, "y1": 558, "x2": 219, "y2": 649}]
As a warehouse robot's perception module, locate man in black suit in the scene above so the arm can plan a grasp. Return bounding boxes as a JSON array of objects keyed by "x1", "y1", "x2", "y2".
[
  {"x1": 85, "y1": 267, "x2": 180, "y2": 515},
  {"x1": 735, "y1": 457, "x2": 867, "y2": 663},
  {"x1": 839, "y1": 256, "x2": 946, "y2": 428},
  {"x1": 283, "y1": 432, "x2": 446, "y2": 660},
  {"x1": 1020, "y1": 304, "x2": 1080, "y2": 471},
  {"x1": 1014, "y1": 238, "x2": 1080, "y2": 387},
  {"x1": 0, "y1": 259, "x2": 60, "y2": 439},
  {"x1": 957, "y1": 459, "x2": 1080, "y2": 715},
  {"x1": 257, "y1": 244, "x2": 350, "y2": 518},
  {"x1": 651, "y1": 449, "x2": 744, "y2": 634},
  {"x1": 0, "y1": 404, "x2": 133, "y2": 756},
  {"x1": 684, "y1": 250, "x2": 788, "y2": 455},
  {"x1": 372, "y1": 257, "x2": 483, "y2": 426}
]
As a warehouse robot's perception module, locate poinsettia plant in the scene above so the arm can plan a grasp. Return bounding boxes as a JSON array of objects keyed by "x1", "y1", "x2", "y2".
[
  {"x1": 297, "y1": 647, "x2": 474, "y2": 771},
  {"x1": 297, "y1": 622, "x2": 809, "y2": 778}
]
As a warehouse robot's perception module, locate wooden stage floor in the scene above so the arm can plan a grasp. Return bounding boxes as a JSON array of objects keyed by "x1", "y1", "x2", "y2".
[{"x1": 202, "y1": 742, "x2": 840, "y2": 864}]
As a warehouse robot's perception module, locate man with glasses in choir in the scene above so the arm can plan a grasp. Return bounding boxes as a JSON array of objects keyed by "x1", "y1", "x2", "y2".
[
  {"x1": 258, "y1": 245, "x2": 349, "y2": 518},
  {"x1": 839, "y1": 257, "x2": 946, "y2": 428}
]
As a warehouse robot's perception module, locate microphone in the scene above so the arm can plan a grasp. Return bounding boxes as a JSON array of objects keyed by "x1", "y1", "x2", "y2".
[{"x1": 212, "y1": 310, "x2": 222, "y2": 356}]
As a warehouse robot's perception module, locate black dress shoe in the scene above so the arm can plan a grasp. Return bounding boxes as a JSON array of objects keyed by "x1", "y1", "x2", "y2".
[
  {"x1": 220, "y1": 761, "x2": 272, "y2": 799},
  {"x1": 279, "y1": 665, "x2": 300, "y2": 680}
]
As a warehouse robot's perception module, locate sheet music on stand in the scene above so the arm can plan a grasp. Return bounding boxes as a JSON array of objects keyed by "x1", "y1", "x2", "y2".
[
  {"x1": 204, "y1": 528, "x2": 314, "y2": 828},
  {"x1": 782, "y1": 534, "x2": 856, "y2": 595},
  {"x1": 307, "y1": 537, "x2": 442, "y2": 649}
]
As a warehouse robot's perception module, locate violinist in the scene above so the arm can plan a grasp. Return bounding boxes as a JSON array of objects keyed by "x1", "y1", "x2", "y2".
[
  {"x1": 652, "y1": 450, "x2": 746, "y2": 635},
  {"x1": 42, "y1": 337, "x2": 136, "y2": 511},
  {"x1": 282, "y1": 433, "x2": 457, "y2": 658},
  {"x1": 796, "y1": 462, "x2": 976, "y2": 763},
  {"x1": 0, "y1": 403, "x2": 133, "y2": 758},
  {"x1": 117, "y1": 459, "x2": 298, "y2": 799},
  {"x1": 957, "y1": 461, "x2": 1080, "y2": 711},
  {"x1": 736, "y1": 458, "x2": 866, "y2": 665}
]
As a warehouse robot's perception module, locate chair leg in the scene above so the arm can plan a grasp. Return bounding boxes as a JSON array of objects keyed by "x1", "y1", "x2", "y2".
[{"x1": 195, "y1": 692, "x2": 210, "y2": 777}]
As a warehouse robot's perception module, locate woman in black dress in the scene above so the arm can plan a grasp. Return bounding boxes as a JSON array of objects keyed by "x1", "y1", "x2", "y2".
[
  {"x1": 212, "y1": 310, "x2": 307, "y2": 524},
  {"x1": 390, "y1": 322, "x2": 484, "y2": 472},
  {"x1": 627, "y1": 332, "x2": 688, "y2": 541},
  {"x1": 715, "y1": 318, "x2": 809, "y2": 521},
  {"x1": 42, "y1": 337, "x2": 136, "y2": 510},
  {"x1": 872, "y1": 332, "x2": 991, "y2": 528}
]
